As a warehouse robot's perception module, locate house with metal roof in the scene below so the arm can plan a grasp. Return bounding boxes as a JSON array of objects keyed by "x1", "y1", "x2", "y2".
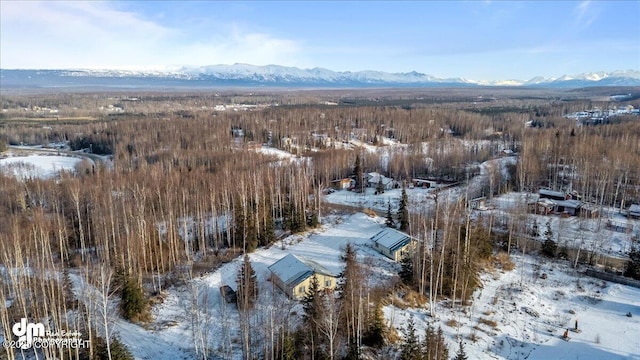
[
  {"x1": 268, "y1": 254, "x2": 338, "y2": 299},
  {"x1": 370, "y1": 228, "x2": 417, "y2": 262}
]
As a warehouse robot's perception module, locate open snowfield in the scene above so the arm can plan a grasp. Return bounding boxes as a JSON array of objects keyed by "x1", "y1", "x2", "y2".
[
  {"x1": 325, "y1": 186, "x2": 439, "y2": 215},
  {"x1": 255, "y1": 146, "x2": 311, "y2": 165},
  {"x1": 386, "y1": 253, "x2": 640, "y2": 360},
  {"x1": 0, "y1": 154, "x2": 84, "y2": 179},
  {"x1": 487, "y1": 192, "x2": 639, "y2": 258}
]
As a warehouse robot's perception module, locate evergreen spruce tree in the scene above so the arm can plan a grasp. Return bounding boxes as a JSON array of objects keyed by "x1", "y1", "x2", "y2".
[
  {"x1": 531, "y1": 219, "x2": 539, "y2": 237},
  {"x1": 386, "y1": 201, "x2": 395, "y2": 228},
  {"x1": 119, "y1": 274, "x2": 147, "y2": 322},
  {"x1": 399, "y1": 253, "x2": 414, "y2": 285},
  {"x1": 301, "y1": 275, "x2": 322, "y2": 359},
  {"x1": 363, "y1": 301, "x2": 386, "y2": 347},
  {"x1": 454, "y1": 339, "x2": 468, "y2": 360},
  {"x1": 283, "y1": 198, "x2": 305, "y2": 233},
  {"x1": 302, "y1": 275, "x2": 321, "y2": 324},
  {"x1": 398, "y1": 185, "x2": 410, "y2": 232},
  {"x1": 544, "y1": 220, "x2": 553, "y2": 241},
  {"x1": 354, "y1": 153, "x2": 363, "y2": 192},
  {"x1": 436, "y1": 327, "x2": 449, "y2": 359},
  {"x1": 95, "y1": 335, "x2": 134, "y2": 360},
  {"x1": 279, "y1": 333, "x2": 295, "y2": 360},
  {"x1": 624, "y1": 247, "x2": 640, "y2": 280},
  {"x1": 258, "y1": 203, "x2": 276, "y2": 247},
  {"x1": 306, "y1": 211, "x2": 319, "y2": 228},
  {"x1": 245, "y1": 203, "x2": 258, "y2": 252},
  {"x1": 377, "y1": 176, "x2": 385, "y2": 194},
  {"x1": 234, "y1": 200, "x2": 246, "y2": 247},
  {"x1": 338, "y1": 243, "x2": 364, "y2": 357},
  {"x1": 236, "y1": 255, "x2": 258, "y2": 310},
  {"x1": 422, "y1": 325, "x2": 449, "y2": 360},
  {"x1": 542, "y1": 220, "x2": 557, "y2": 257},
  {"x1": 400, "y1": 315, "x2": 421, "y2": 360}
]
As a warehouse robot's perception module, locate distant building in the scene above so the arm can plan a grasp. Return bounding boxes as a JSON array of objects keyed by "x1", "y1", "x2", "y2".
[
  {"x1": 530, "y1": 194, "x2": 582, "y2": 217},
  {"x1": 552, "y1": 199, "x2": 582, "y2": 216},
  {"x1": 469, "y1": 196, "x2": 487, "y2": 210},
  {"x1": 539, "y1": 189, "x2": 568, "y2": 201},
  {"x1": 370, "y1": 228, "x2": 417, "y2": 262},
  {"x1": 412, "y1": 178, "x2": 437, "y2": 188},
  {"x1": 367, "y1": 172, "x2": 395, "y2": 190},
  {"x1": 268, "y1": 254, "x2": 338, "y2": 299},
  {"x1": 331, "y1": 178, "x2": 354, "y2": 190}
]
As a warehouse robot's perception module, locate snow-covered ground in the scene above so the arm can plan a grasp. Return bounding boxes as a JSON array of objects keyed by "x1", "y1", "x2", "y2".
[
  {"x1": 0, "y1": 154, "x2": 84, "y2": 179},
  {"x1": 325, "y1": 187, "x2": 439, "y2": 215},
  {"x1": 8, "y1": 209, "x2": 639, "y2": 359},
  {"x1": 255, "y1": 146, "x2": 311, "y2": 165},
  {"x1": 74, "y1": 213, "x2": 398, "y2": 359},
  {"x1": 487, "y1": 192, "x2": 638, "y2": 257},
  {"x1": 386, "y1": 254, "x2": 640, "y2": 360}
]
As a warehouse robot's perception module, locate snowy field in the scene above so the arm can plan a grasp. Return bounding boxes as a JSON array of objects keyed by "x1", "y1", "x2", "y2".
[
  {"x1": 487, "y1": 192, "x2": 639, "y2": 258},
  {"x1": 387, "y1": 253, "x2": 640, "y2": 360},
  {"x1": 0, "y1": 154, "x2": 84, "y2": 179},
  {"x1": 325, "y1": 186, "x2": 439, "y2": 215}
]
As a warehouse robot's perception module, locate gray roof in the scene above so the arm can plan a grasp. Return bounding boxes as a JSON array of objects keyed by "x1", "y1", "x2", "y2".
[
  {"x1": 371, "y1": 228, "x2": 414, "y2": 253},
  {"x1": 367, "y1": 172, "x2": 393, "y2": 185},
  {"x1": 539, "y1": 189, "x2": 566, "y2": 198},
  {"x1": 553, "y1": 199, "x2": 582, "y2": 209},
  {"x1": 268, "y1": 254, "x2": 336, "y2": 288}
]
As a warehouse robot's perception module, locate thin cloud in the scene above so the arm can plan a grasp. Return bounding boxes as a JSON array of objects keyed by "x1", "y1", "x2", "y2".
[
  {"x1": 574, "y1": 1, "x2": 598, "y2": 28},
  {"x1": 0, "y1": 1, "x2": 303, "y2": 69}
]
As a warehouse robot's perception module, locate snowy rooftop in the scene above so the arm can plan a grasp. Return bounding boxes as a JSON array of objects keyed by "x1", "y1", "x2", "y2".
[
  {"x1": 367, "y1": 172, "x2": 393, "y2": 185},
  {"x1": 371, "y1": 228, "x2": 413, "y2": 252},
  {"x1": 553, "y1": 199, "x2": 582, "y2": 208},
  {"x1": 539, "y1": 189, "x2": 566, "y2": 198},
  {"x1": 629, "y1": 204, "x2": 640, "y2": 215},
  {"x1": 268, "y1": 253, "x2": 337, "y2": 287}
]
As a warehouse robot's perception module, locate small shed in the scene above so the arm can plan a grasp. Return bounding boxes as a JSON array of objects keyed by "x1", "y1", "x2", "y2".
[
  {"x1": 628, "y1": 204, "x2": 640, "y2": 219},
  {"x1": 331, "y1": 178, "x2": 354, "y2": 190},
  {"x1": 412, "y1": 178, "x2": 437, "y2": 188},
  {"x1": 469, "y1": 196, "x2": 487, "y2": 210},
  {"x1": 370, "y1": 228, "x2": 417, "y2": 262}
]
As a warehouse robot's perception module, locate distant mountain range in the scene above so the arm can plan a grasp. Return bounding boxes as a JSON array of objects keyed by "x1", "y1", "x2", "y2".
[{"x1": 1, "y1": 64, "x2": 639, "y2": 89}]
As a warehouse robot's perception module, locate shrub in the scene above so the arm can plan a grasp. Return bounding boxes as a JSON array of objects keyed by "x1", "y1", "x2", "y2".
[
  {"x1": 541, "y1": 239, "x2": 557, "y2": 258},
  {"x1": 478, "y1": 318, "x2": 498, "y2": 328},
  {"x1": 495, "y1": 252, "x2": 515, "y2": 271}
]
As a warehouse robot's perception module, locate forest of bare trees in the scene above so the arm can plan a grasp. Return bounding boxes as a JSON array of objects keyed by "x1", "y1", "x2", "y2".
[{"x1": 1, "y1": 88, "x2": 639, "y2": 359}]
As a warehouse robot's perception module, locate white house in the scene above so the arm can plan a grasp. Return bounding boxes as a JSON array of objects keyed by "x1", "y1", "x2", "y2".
[{"x1": 367, "y1": 172, "x2": 395, "y2": 190}]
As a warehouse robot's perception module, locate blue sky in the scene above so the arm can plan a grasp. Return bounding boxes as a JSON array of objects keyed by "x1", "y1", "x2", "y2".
[{"x1": 1, "y1": 1, "x2": 638, "y2": 80}]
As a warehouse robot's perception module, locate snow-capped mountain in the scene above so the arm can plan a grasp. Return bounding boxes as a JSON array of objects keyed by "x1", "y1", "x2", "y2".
[{"x1": 1, "y1": 65, "x2": 639, "y2": 88}]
